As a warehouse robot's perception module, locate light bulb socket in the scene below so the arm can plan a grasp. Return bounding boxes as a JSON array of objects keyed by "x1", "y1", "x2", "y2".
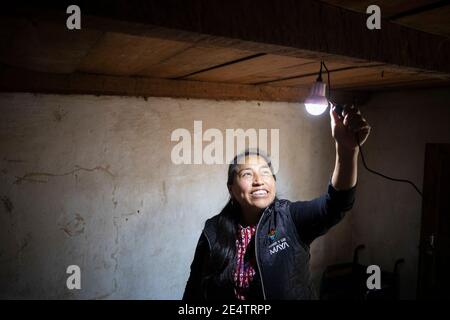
[{"x1": 305, "y1": 81, "x2": 327, "y2": 101}]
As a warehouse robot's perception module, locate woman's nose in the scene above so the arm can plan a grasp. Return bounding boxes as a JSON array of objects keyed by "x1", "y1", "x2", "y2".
[{"x1": 253, "y1": 174, "x2": 264, "y2": 185}]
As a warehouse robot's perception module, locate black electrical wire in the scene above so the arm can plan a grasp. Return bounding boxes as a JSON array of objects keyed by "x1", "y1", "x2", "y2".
[
  {"x1": 320, "y1": 61, "x2": 423, "y2": 197},
  {"x1": 355, "y1": 135, "x2": 423, "y2": 197}
]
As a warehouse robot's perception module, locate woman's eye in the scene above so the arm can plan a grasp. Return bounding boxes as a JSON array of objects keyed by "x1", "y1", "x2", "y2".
[{"x1": 242, "y1": 172, "x2": 252, "y2": 177}]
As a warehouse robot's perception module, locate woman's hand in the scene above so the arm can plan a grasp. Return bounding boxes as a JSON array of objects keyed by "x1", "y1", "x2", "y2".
[
  {"x1": 330, "y1": 104, "x2": 371, "y2": 152},
  {"x1": 330, "y1": 104, "x2": 370, "y2": 190}
]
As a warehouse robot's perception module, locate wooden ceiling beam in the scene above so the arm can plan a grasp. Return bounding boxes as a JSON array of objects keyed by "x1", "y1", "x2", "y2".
[
  {"x1": 0, "y1": 65, "x2": 369, "y2": 104},
  {"x1": 4, "y1": 0, "x2": 450, "y2": 76},
  {"x1": 0, "y1": 65, "x2": 307, "y2": 102}
]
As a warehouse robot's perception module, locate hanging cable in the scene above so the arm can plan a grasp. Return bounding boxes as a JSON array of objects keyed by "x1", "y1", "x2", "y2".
[
  {"x1": 321, "y1": 60, "x2": 331, "y2": 108},
  {"x1": 354, "y1": 130, "x2": 423, "y2": 197},
  {"x1": 321, "y1": 61, "x2": 423, "y2": 197}
]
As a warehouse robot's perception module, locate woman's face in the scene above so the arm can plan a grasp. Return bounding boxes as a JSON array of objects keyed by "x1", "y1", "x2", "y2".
[{"x1": 229, "y1": 155, "x2": 276, "y2": 212}]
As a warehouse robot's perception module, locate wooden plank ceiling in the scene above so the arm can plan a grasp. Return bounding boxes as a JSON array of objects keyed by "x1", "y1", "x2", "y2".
[
  {"x1": 319, "y1": 0, "x2": 450, "y2": 37},
  {"x1": 1, "y1": 0, "x2": 449, "y2": 102}
]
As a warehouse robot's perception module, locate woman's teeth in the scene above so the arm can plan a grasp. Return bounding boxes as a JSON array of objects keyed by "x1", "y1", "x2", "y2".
[{"x1": 251, "y1": 190, "x2": 268, "y2": 197}]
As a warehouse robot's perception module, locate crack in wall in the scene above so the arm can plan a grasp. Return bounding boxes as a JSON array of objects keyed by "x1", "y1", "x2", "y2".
[
  {"x1": 58, "y1": 213, "x2": 86, "y2": 237},
  {"x1": 111, "y1": 185, "x2": 118, "y2": 208},
  {"x1": 111, "y1": 216, "x2": 120, "y2": 273},
  {"x1": 104, "y1": 209, "x2": 143, "y2": 299},
  {"x1": 1, "y1": 196, "x2": 13, "y2": 213},
  {"x1": 161, "y1": 180, "x2": 167, "y2": 205},
  {"x1": 3, "y1": 158, "x2": 27, "y2": 164},
  {"x1": 14, "y1": 165, "x2": 115, "y2": 184},
  {"x1": 110, "y1": 210, "x2": 141, "y2": 270}
]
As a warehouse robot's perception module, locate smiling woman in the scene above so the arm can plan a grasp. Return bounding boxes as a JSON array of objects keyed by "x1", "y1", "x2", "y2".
[
  {"x1": 228, "y1": 153, "x2": 277, "y2": 227},
  {"x1": 183, "y1": 105, "x2": 371, "y2": 300}
]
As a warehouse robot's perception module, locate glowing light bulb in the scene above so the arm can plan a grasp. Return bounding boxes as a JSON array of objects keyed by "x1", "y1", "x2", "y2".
[
  {"x1": 305, "y1": 103, "x2": 328, "y2": 116},
  {"x1": 304, "y1": 80, "x2": 329, "y2": 116}
]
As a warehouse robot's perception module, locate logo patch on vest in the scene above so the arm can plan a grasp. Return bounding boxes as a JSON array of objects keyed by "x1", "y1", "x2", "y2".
[
  {"x1": 268, "y1": 237, "x2": 290, "y2": 255},
  {"x1": 268, "y1": 228, "x2": 277, "y2": 241}
]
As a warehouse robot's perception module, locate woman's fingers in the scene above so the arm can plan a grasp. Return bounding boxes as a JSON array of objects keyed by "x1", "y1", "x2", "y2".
[
  {"x1": 336, "y1": 104, "x2": 371, "y2": 146},
  {"x1": 355, "y1": 125, "x2": 371, "y2": 134},
  {"x1": 342, "y1": 104, "x2": 361, "y2": 117},
  {"x1": 349, "y1": 119, "x2": 370, "y2": 132},
  {"x1": 356, "y1": 126, "x2": 371, "y2": 145},
  {"x1": 343, "y1": 112, "x2": 365, "y2": 127}
]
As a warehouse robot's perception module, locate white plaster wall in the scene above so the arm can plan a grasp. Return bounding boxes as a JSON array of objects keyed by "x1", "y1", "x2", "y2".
[
  {"x1": 0, "y1": 93, "x2": 348, "y2": 299},
  {"x1": 2, "y1": 88, "x2": 448, "y2": 300}
]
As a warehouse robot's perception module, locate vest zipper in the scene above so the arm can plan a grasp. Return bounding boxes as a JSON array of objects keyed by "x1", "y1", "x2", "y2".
[{"x1": 255, "y1": 206, "x2": 270, "y2": 300}]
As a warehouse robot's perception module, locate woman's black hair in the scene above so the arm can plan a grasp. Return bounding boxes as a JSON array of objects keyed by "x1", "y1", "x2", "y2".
[{"x1": 202, "y1": 148, "x2": 277, "y2": 292}]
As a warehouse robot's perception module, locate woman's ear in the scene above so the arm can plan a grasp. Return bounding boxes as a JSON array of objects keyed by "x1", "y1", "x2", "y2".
[{"x1": 227, "y1": 184, "x2": 232, "y2": 196}]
